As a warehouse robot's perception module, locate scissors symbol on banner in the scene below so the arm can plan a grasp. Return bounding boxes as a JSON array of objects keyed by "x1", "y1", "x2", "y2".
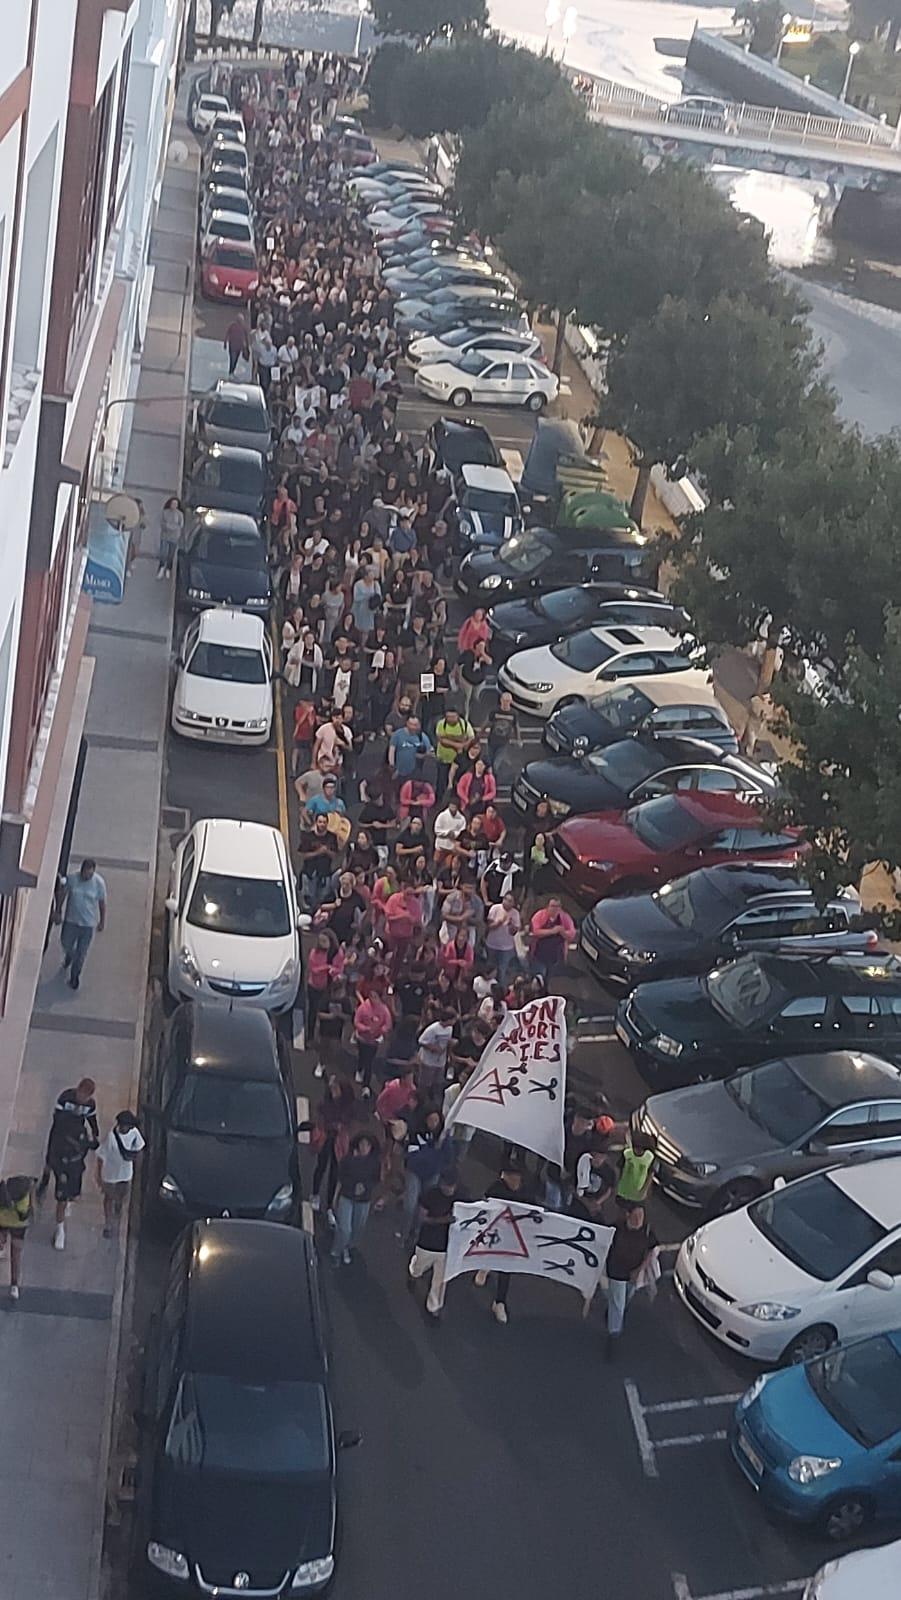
[
  {"x1": 535, "y1": 1226, "x2": 600, "y2": 1268},
  {"x1": 528, "y1": 1076, "x2": 559, "y2": 1100},
  {"x1": 543, "y1": 1257, "x2": 576, "y2": 1277},
  {"x1": 458, "y1": 1210, "x2": 490, "y2": 1232}
]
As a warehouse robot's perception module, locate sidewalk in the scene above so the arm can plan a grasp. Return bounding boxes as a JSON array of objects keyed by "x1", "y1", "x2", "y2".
[{"x1": 0, "y1": 101, "x2": 197, "y2": 1600}]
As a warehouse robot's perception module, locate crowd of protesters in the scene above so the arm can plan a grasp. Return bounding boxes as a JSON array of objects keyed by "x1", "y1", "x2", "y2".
[{"x1": 207, "y1": 53, "x2": 659, "y2": 1346}]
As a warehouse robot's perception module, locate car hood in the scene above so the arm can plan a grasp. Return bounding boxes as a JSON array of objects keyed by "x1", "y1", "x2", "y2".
[
  {"x1": 644, "y1": 1078, "x2": 774, "y2": 1168},
  {"x1": 629, "y1": 975, "x2": 726, "y2": 1048},
  {"x1": 691, "y1": 1205, "x2": 823, "y2": 1304},
  {"x1": 522, "y1": 758, "x2": 623, "y2": 809},
  {"x1": 505, "y1": 643, "x2": 565, "y2": 683},
  {"x1": 588, "y1": 892, "x2": 701, "y2": 958},
  {"x1": 155, "y1": 1461, "x2": 334, "y2": 1581},
  {"x1": 547, "y1": 703, "x2": 613, "y2": 751},
  {"x1": 163, "y1": 1128, "x2": 292, "y2": 1214},
  {"x1": 182, "y1": 921, "x2": 296, "y2": 984},
  {"x1": 555, "y1": 810, "x2": 654, "y2": 866},
  {"x1": 749, "y1": 1366, "x2": 862, "y2": 1464},
  {"x1": 489, "y1": 598, "x2": 545, "y2": 639},
  {"x1": 174, "y1": 671, "x2": 271, "y2": 725},
  {"x1": 188, "y1": 558, "x2": 270, "y2": 605}
]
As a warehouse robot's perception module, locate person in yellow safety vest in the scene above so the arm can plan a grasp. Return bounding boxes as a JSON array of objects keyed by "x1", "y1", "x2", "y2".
[
  {"x1": 0, "y1": 1175, "x2": 34, "y2": 1302},
  {"x1": 616, "y1": 1132, "x2": 657, "y2": 1210}
]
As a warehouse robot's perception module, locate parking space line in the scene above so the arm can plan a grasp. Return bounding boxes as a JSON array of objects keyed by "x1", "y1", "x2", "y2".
[
  {"x1": 577, "y1": 1030, "x2": 618, "y2": 1042},
  {"x1": 657, "y1": 1429, "x2": 728, "y2": 1449},
  {"x1": 625, "y1": 1381, "x2": 743, "y2": 1479},
  {"x1": 624, "y1": 1379, "x2": 659, "y2": 1479},
  {"x1": 645, "y1": 1393, "x2": 743, "y2": 1414},
  {"x1": 672, "y1": 1576, "x2": 806, "y2": 1600}
]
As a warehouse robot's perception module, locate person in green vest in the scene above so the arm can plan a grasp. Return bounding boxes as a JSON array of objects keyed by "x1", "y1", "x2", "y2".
[
  {"x1": 0, "y1": 1175, "x2": 34, "y2": 1301},
  {"x1": 616, "y1": 1131, "x2": 657, "y2": 1209},
  {"x1": 434, "y1": 705, "x2": 473, "y2": 783}
]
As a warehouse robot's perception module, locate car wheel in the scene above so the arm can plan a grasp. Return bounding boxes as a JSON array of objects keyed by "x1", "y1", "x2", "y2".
[
  {"x1": 450, "y1": 388, "x2": 471, "y2": 409},
  {"x1": 526, "y1": 391, "x2": 548, "y2": 412},
  {"x1": 820, "y1": 1493, "x2": 871, "y2": 1543},
  {"x1": 705, "y1": 1178, "x2": 762, "y2": 1219},
  {"x1": 781, "y1": 1324, "x2": 837, "y2": 1366}
]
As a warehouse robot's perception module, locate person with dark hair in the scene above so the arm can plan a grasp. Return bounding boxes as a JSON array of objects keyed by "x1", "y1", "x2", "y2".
[
  {"x1": 474, "y1": 1163, "x2": 538, "y2": 1325},
  {"x1": 0, "y1": 1175, "x2": 34, "y2": 1300},
  {"x1": 95, "y1": 1110, "x2": 144, "y2": 1239},
  {"x1": 40, "y1": 1078, "x2": 99, "y2": 1251},
  {"x1": 55, "y1": 858, "x2": 107, "y2": 990},
  {"x1": 310, "y1": 1075, "x2": 356, "y2": 1219},
  {"x1": 408, "y1": 1167, "x2": 467, "y2": 1322},
  {"x1": 331, "y1": 1131, "x2": 381, "y2": 1265}
]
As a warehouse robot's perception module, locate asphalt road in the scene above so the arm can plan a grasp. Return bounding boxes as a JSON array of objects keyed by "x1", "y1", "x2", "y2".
[{"x1": 111, "y1": 221, "x2": 842, "y2": 1600}]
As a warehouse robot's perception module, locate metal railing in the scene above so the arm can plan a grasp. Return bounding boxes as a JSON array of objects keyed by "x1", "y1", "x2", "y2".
[{"x1": 585, "y1": 75, "x2": 901, "y2": 156}]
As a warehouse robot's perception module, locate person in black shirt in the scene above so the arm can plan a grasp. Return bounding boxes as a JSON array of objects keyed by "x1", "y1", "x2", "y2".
[
  {"x1": 605, "y1": 1204, "x2": 658, "y2": 1358},
  {"x1": 407, "y1": 1169, "x2": 467, "y2": 1321},
  {"x1": 474, "y1": 1164, "x2": 537, "y2": 1325},
  {"x1": 38, "y1": 1076, "x2": 100, "y2": 1252}
]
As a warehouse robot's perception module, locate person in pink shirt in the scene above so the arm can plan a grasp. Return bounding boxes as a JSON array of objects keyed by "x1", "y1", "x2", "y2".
[
  {"x1": 398, "y1": 774, "x2": 436, "y2": 823},
  {"x1": 456, "y1": 760, "x2": 496, "y2": 813},
  {"x1": 353, "y1": 990, "x2": 393, "y2": 1096},
  {"x1": 375, "y1": 1067, "x2": 418, "y2": 1126},
  {"x1": 457, "y1": 608, "x2": 490, "y2": 656},
  {"x1": 306, "y1": 930, "x2": 345, "y2": 1052},
  {"x1": 529, "y1": 897, "x2": 577, "y2": 985},
  {"x1": 439, "y1": 927, "x2": 475, "y2": 989},
  {"x1": 384, "y1": 885, "x2": 423, "y2": 965}
]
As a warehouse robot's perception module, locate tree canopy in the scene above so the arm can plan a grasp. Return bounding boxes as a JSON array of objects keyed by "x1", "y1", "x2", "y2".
[{"x1": 370, "y1": 0, "x2": 487, "y2": 44}]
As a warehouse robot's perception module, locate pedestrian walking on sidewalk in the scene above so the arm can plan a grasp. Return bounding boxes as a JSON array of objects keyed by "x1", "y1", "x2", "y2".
[
  {"x1": 330, "y1": 1132, "x2": 380, "y2": 1265},
  {"x1": 408, "y1": 1169, "x2": 466, "y2": 1322},
  {"x1": 55, "y1": 858, "x2": 107, "y2": 990},
  {"x1": 96, "y1": 1110, "x2": 144, "y2": 1238},
  {"x1": 37, "y1": 1079, "x2": 99, "y2": 1251},
  {"x1": 0, "y1": 1176, "x2": 35, "y2": 1300},
  {"x1": 157, "y1": 495, "x2": 184, "y2": 578},
  {"x1": 224, "y1": 312, "x2": 250, "y2": 375}
]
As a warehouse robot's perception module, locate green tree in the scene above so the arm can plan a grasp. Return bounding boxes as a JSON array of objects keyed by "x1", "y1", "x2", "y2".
[
  {"x1": 367, "y1": 36, "x2": 566, "y2": 137},
  {"x1": 850, "y1": 0, "x2": 901, "y2": 50},
  {"x1": 733, "y1": 0, "x2": 784, "y2": 57},
  {"x1": 370, "y1": 0, "x2": 487, "y2": 44}
]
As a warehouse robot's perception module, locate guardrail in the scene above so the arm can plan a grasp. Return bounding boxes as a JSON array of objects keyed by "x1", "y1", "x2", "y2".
[{"x1": 586, "y1": 74, "x2": 900, "y2": 154}]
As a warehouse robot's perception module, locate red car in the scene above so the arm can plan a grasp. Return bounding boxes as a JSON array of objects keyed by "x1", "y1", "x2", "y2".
[
  {"x1": 551, "y1": 792, "x2": 806, "y2": 904},
  {"x1": 201, "y1": 240, "x2": 259, "y2": 303}
]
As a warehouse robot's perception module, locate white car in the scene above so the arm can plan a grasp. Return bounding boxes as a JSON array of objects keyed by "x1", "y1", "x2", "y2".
[
  {"x1": 805, "y1": 1540, "x2": 901, "y2": 1599},
  {"x1": 208, "y1": 111, "x2": 246, "y2": 145},
  {"x1": 192, "y1": 93, "x2": 231, "y2": 134},
  {"x1": 166, "y1": 819, "x2": 301, "y2": 1012},
  {"x1": 499, "y1": 625, "x2": 700, "y2": 718},
  {"x1": 199, "y1": 210, "x2": 255, "y2": 255},
  {"x1": 675, "y1": 1159, "x2": 901, "y2": 1365},
  {"x1": 407, "y1": 325, "x2": 543, "y2": 367},
  {"x1": 415, "y1": 351, "x2": 557, "y2": 412},
  {"x1": 171, "y1": 609, "x2": 273, "y2": 746}
]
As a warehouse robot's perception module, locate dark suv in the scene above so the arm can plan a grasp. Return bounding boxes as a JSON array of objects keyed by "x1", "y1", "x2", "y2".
[
  {"x1": 428, "y1": 415, "x2": 500, "y2": 475},
  {"x1": 581, "y1": 864, "x2": 874, "y2": 988},
  {"x1": 513, "y1": 737, "x2": 775, "y2": 822},
  {"x1": 457, "y1": 524, "x2": 654, "y2": 602},
  {"x1": 616, "y1": 950, "x2": 901, "y2": 1089},
  {"x1": 137, "y1": 1219, "x2": 360, "y2": 1596},
  {"x1": 185, "y1": 443, "x2": 267, "y2": 520}
]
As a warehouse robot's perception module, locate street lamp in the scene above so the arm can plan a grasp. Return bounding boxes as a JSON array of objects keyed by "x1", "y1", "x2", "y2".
[
  {"x1": 561, "y1": 6, "x2": 577, "y2": 63},
  {"x1": 544, "y1": 0, "x2": 560, "y2": 53},
  {"x1": 840, "y1": 39, "x2": 860, "y2": 103},
  {"x1": 775, "y1": 13, "x2": 793, "y2": 65},
  {"x1": 354, "y1": 0, "x2": 367, "y2": 59}
]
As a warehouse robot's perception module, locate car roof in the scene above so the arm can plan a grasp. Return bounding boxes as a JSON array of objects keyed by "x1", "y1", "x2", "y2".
[
  {"x1": 537, "y1": 523, "x2": 649, "y2": 553},
  {"x1": 435, "y1": 416, "x2": 493, "y2": 440},
  {"x1": 185, "y1": 1220, "x2": 324, "y2": 1381},
  {"x1": 754, "y1": 951, "x2": 901, "y2": 997},
  {"x1": 194, "y1": 442, "x2": 265, "y2": 467},
  {"x1": 191, "y1": 508, "x2": 262, "y2": 535},
  {"x1": 460, "y1": 464, "x2": 516, "y2": 494},
  {"x1": 194, "y1": 607, "x2": 267, "y2": 649},
  {"x1": 205, "y1": 209, "x2": 251, "y2": 226},
  {"x1": 586, "y1": 624, "x2": 685, "y2": 653},
  {"x1": 204, "y1": 184, "x2": 250, "y2": 202},
  {"x1": 827, "y1": 1157, "x2": 901, "y2": 1230},
  {"x1": 788, "y1": 1051, "x2": 901, "y2": 1109},
  {"x1": 209, "y1": 380, "x2": 266, "y2": 407},
  {"x1": 199, "y1": 94, "x2": 230, "y2": 107},
  {"x1": 654, "y1": 791, "x2": 770, "y2": 825},
  {"x1": 195, "y1": 817, "x2": 285, "y2": 878},
  {"x1": 179, "y1": 1000, "x2": 279, "y2": 1080}
]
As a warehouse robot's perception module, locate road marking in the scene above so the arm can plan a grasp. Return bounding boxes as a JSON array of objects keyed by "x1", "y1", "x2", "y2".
[
  {"x1": 657, "y1": 1430, "x2": 728, "y2": 1449},
  {"x1": 576, "y1": 1030, "x2": 618, "y2": 1042},
  {"x1": 301, "y1": 1200, "x2": 315, "y2": 1236},
  {"x1": 624, "y1": 1379, "x2": 659, "y2": 1479},
  {"x1": 270, "y1": 616, "x2": 290, "y2": 842},
  {"x1": 292, "y1": 1007, "x2": 306, "y2": 1050},
  {"x1": 296, "y1": 1094, "x2": 310, "y2": 1144},
  {"x1": 644, "y1": 1392, "x2": 743, "y2": 1414},
  {"x1": 672, "y1": 1577, "x2": 806, "y2": 1600}
]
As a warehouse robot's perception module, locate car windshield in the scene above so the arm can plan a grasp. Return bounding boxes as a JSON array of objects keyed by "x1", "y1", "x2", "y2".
[
  {"x1": 193, "y1": 530, "x2": 264, "y2": 568},
  {"x1": 215, "y1": 456, "x2": 264, "y2": 493},
  {"x1": 463, "y1": 490, "x2": 518, "y2": 516},
  {"x1": 653, "y1": 871, "x2": 736, "y2": 932},
  {"x1": 628, "y1": 795, "x2": 703, "y2": 851},
  {"x1": 499, "y1": 531, "x2": 552, "y2": 574},
  {"x1": 455, "y1": 351, "x2": 493, "y2": 375},
  {"x1": 706, "y1": 957, "x2": 786, "y2": 1028},
  {"x1": 586, "y1": 743, "x2": 660, "y2": 788},
  {"x1": 210, "y1": 245, "x2": 255, "y2": 269},
  {"x1": 441, "y1": 327, "x2": 476, "y2": 346},
  {"x1": 551, "y1": 631, "x2": 616, "y2": 672},
  {"x1": 187, "y1": 870, "x2": 291, "y2": 937},
  {"x1": 165, "y1": 1375, "x2": 329, "y2": 1476},
  {"x1": 594, "y1": 684, "x2": 653, "y2": 730},
  {"x1": 806, "y1": 1337, "x2": 901, "y2": 1447},
  {"x1": 187, "y1": 643, "x2": 267, "y2": 685},
  {"x1": 207, "y1": 398, "x2": 268, "y2": 433},
  {"x1": 169, "y1": 1072, "x2": 289, "y2": 1138},
  {"x1": 725, "y1": 1059, "x2": 830, "y2": 1144},
  {"x1": 749, "y1": 1173, "x2": 886, "y2": 1281},
  {"x1": 539, "y1": 588, "x2": 593, "y2": 625},
  {"x1": 207, "y1": 217, "x2": 249, "y2": 241}
]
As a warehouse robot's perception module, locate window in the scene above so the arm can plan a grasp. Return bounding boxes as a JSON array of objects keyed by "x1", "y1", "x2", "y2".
[
  {"x1": 187, "y1": 871, "x2": 290, "y2": 938},
  {"x1": 170, "y1": 1074, "x2": 289, "y2": 1138},
  {"x1": 178, "y1": 842, "x2": 196, "y2": 915},
  {"x1": 731, "y1": 907, "x2": 786, "y2": 942},
  {"x1": 551, "y1": 632, "x2": 616, "y2": 673},
  {"x1": 778, "y1": 995, "x2": 828, "y2": 1027},
  {"x1": 818, "y1": 1105, "x2": 875, "y2": 1144},
  {"x1": 749, "y1": 1174, "x2": 886, "y2": 1281},
  {"x1": 607, "y1": 654, "x2": 657, "y2": 678},
  {"x1": 69, "y1": 76, "x2": 115, "y2": 364},
  {"x1": 837, "y1": 995, "x2": 880, "y2": 1029},
  {"x1": 187, "y1": 642, "x2": 267, "y2": 685},
  {"x1": 511, "y1": 363, "x2": 531, "y2": 380},
  {"x1": 731, "y1": 827, "x2": 798, "y2": 853},
  {"x1": 873, "y1": 1101, "x2": 901, "y2": 1137},
  {"x1": 12, "y1": 127, "x2": 59, "y2": 372}
]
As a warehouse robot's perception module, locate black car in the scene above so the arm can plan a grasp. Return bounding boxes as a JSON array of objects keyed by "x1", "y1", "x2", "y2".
[
  {"x1": 428, "y1": 415, "x2": 500, "y2": 475},
  {"x1": 615, "y1": 950, "x2": 901, "y2": 1089},
  {"x1": 489, "y1": 584, "x2": 688, "y2": 661},
  {"x1": 185, "y1": 444, "x2": 267, "y2": 520},
  {"x1": 137, "y1": 1219, "x2": 360, "y2": 1597},
  {"x1": 544, "y1": 681, "x2": 739, "y2": 757},
  {"x1": 145, "y1": 1002, "x2": 300, "y2": 1224},
  {"x1": 457, "y1": 525, "x2": 654, "y2": 602},
  {"x1": 179, "y1": 510, "x2": 271, "y2": 613},
  {"x1": 512, "y1": 736, "x2": 775, "y2": 822},
  {"x1": 582, "y1": 864, "x2": 875, "y2": 989}
]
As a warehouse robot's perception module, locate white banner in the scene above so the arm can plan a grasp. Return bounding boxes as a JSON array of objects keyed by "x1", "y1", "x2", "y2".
[
  {"x1": 443, "y1": 995, "x2": 567, "y2": 1165},
  {"x1": 445, "y1": 1200, "x2": 613, "y2": 1305}
]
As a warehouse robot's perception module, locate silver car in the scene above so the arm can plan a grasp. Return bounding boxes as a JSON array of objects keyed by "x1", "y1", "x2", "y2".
[{"x1": 195, "y1": 381, "x2": 271, "y2": 457}]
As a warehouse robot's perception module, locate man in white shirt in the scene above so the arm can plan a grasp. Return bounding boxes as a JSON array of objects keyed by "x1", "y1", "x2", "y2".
[
  {"x1": 433, "y1": 799, "x2": 466, "y2": 857},
  {"x1": 96, "y1": 1111, "x2": 144, "y2": 1239}
]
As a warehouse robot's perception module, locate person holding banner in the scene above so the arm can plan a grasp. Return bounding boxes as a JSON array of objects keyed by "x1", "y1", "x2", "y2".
[
  {"x1": 604, "y1": 1205, "x2": 658, "y2": 1358},
  {"x1": 407, "y1": 1169, "x2": 467, "y2": 1322},
  {"x1": 529, "y1": 898, "x2": 577, "y2": 987},
  {"x1": 474, "y1": 1163, "x2": 538, "y2": 1326}
]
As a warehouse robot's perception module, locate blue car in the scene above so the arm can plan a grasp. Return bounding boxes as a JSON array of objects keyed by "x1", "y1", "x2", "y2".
[{"x1": 731, "y1": 1330, "x2": 901, "y2": 1541}]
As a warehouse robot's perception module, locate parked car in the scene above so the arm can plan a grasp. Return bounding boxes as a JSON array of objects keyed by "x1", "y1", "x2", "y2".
[
  {"x1": 191, "y1": 92, "x2": 230, "y2": 134},
  {"x1": 408, "y1": 325, "x2": 543, "y2": 367},
  {"x1": 552, "y1": 792, "x2": 804, "y2": 906},
  {"x1": 194, "y1": 380, "x2": 271, "y2": 456},
  {"x1": 199, "y1": 210, "x2": 254, "y2": 255},
  {"x1": 581, "y1": 864, "x2": 872, "y2": 989},
  {"x1": 732, "y1": 1332, "x2": 901, "y2": 1538},
  {"x1": 668, "y1": 94, "x2": 736, "y2": 131},
  {"x1": 200, "y1": 239, "x2": 259, "y2": 303},
  {"x1": 634, "y1": 1049, "x2": 901, "y2": 1215},
  {"x1": 383, "y1": 257, "x2": 494, "y2": 292},
  {"x1": 202, "y1": 136, "x2": 249, "y2": 179},
  {"x1": 544, "y1": 679, "x2": 738, "y2": 757},
  {"x1": 178, "y1": 511, "x2": 271, "y2": 615},
  {"x1": 171, "y1": 608, "x2": 273, "y2": 746},
  {"x1": 340, "y1": 128, "x2": 377, "y2": 165},
  {"x1": 450, "y1": 463, "x2": 522, "y2": 550},
  {"x1": 396, "y1": 295, "x2": 525, "y2": 341},
  {"x1": 136, "y1": 1218, "x2": 359, "y2": 1595},
  {"x1": 207, "y1": 110, "x2": 246, "y2": 144},
  {"x1": 513, "y1": 736, "x2": 776, "y2": 821},
  {"x1": 616, "y1": 951, "x2": 901, "y2": 1089},
  {"x1": 428, "y1": 416, "x2": 500, "y2": 474},
  {"x1": 205, "y1": 156, "x2": 250, "y2": 191},
  {"x1": 457, "y1": 526, "x2": 656, "y2": 603},
  {"x1": 499, "y1": 624, "x2": 700, "y2": 719},
  {"x1": 804, "y1": 1538, "x2": 901, "y2": 1597},
  {"x1": 674, "y1": 1156, "x2": 901, "y2": 1363},
  {"x1": 199, "y1": 183, "x2": 253, "y2": 234},
  {"x1": 489, "y1": 585, "x2": 688, "y2": 662},
  {"x1": 145, "y1": 1001, "x2": 300, "y2": 1223},
  {"x1": 166, "y1": 818, "x2": 301, "y2": 1011},
  {"x1": 416, "y1": 351, "x2": 558, "y2": 412},
  {"x1": 185, "y1": 443, "x2": 267, "y2": 521},
  {"x1": 364, "y1": 200, "x2": 446, "y2": 233}
]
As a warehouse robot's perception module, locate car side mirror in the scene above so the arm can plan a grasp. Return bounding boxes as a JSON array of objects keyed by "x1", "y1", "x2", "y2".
[
  {"x1": 337, "y1": 1429, "x2": 362, "y2": 1450},
  {"x1": 772, "y1": 1176, "x2": 787, "y2": 1191},
  {"x1": 805, "y1": 1137, "x2": 827, "y2": 1156},
  {"x1": 165, "y1": 895, "x2": 178, "y2": 914},
  {"x1": 867, "y1": 1269, "x2": 895, "y2": 1292}
]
